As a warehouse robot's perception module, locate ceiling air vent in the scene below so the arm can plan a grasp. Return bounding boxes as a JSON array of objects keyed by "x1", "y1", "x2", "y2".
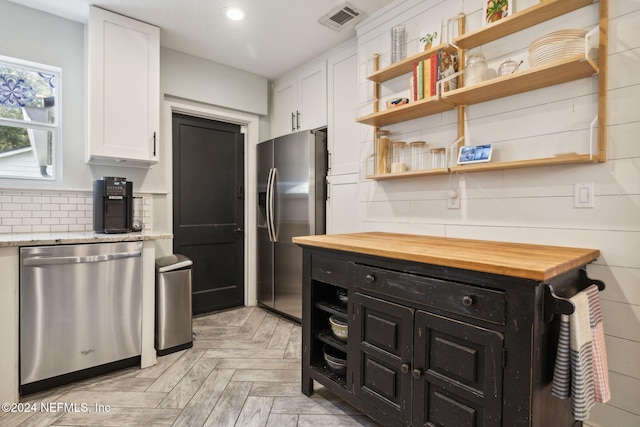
[{"x1": 319, "y1": 2, "x2": 365, "y2": 31}]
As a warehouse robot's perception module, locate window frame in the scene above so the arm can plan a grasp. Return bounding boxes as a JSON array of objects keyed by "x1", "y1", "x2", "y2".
[{"x1": 0, "y1": 54, "x2": 62, "y2": 181}]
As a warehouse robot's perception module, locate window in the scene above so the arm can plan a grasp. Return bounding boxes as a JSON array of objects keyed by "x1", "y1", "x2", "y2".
[{"x1": 0, "y1": 55, "x2": 60, "y2": 180}]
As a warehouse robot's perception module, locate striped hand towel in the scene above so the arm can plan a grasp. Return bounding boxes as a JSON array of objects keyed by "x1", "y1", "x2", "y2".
[
  {"x1": 585, "y1": 284, "x2": 611, "y2": 403},
  {"x1": 551, "y1": 291, "x2": 595, "y2": 421}
]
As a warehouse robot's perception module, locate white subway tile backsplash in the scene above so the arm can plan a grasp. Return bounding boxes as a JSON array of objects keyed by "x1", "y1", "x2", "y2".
[{"x1": 0, "y1": 189, "x2": 153, "y2": 234}]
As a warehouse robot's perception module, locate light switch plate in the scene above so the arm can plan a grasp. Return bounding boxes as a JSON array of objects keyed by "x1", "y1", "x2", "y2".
[{"x1": 574, "y1": 183, "x2": 594, "y2": 208}]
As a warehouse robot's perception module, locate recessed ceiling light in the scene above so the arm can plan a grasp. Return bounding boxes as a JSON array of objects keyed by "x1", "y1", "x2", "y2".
[{"x1": 226, "y1": 7, "x2": 245, "y2": 21}]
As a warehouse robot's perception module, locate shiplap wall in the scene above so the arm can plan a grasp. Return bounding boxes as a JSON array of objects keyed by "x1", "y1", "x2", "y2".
[{"x1": 355, "y1": 0, "x2": 639, "y2": 425}]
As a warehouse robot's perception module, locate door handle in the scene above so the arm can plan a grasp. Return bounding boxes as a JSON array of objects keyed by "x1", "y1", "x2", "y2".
[
  {"x1": 234, "y1": 227, "x2": 243, "y2": 233},
  {"x1": 23, "y1": 251, "x2": 141, "y2": 266},
  {"x1": 291, "y1": 112, "x2": 295, "y2": 132},
  {"x1": 296, "y1": 110, "x2": 300, "y2": 130}
]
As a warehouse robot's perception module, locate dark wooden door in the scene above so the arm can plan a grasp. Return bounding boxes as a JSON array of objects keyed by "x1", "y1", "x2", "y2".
[
  {"x1": 352, "y1": 292, "x2": 414, "y2": 425},
  {"x1": 413, "y1": 311, "x2": 504, "y2": 427},
  {"x1": 172, "y1": 113, "x2": 244, "y2": 315}
]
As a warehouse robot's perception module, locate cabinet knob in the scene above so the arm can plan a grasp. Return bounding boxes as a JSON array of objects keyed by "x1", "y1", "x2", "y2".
[
  {"x1": 412, "y1": 369, "x2": 422, "y2": 379},
  {"x1": 365, "y1": 274, "x2": 375, "y2": 283},
  {"x1": 401, "y1": 364, "x2": 409, "y2": 374},
  {"x1": 461, "y1": 295, "x2": 474, "y2": 307}
]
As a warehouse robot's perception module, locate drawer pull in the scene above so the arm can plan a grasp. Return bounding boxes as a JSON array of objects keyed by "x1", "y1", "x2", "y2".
[
  {"x1": 401, "y1": 364, "x2": 409, "y2": 374},
  {"x1": 461, "y1": 295, "x2": 474, "y2": 307},
  {"x1": 412, "y1": 369, "x2": 422, "y2": 379},
  {"x1": 365, "y1": 274, "x2": 376, "y2": 283}
]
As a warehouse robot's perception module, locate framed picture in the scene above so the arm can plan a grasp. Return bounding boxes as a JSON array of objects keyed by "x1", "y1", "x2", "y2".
[{"x1": 482, "y1": 0, "x2": 512, "y2": 25}]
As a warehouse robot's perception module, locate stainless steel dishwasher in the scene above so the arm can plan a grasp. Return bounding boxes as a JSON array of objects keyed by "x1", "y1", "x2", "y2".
[{"x1": 20, "y1": 241, "x2": 143, "y2": 394}]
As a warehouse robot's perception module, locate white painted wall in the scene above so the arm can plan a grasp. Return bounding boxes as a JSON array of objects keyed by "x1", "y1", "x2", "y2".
[{"x1": 356, "y1": 0, "x2": 640, "y2": 425}]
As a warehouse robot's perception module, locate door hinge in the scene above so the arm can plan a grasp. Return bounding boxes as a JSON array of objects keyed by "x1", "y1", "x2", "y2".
[{"x1": 236, "y1": 186, "x2": 244, "y2": 199}]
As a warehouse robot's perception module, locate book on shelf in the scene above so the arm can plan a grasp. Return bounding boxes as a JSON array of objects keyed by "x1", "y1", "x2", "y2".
[
  {"x1": 411, "y1": 51, "x2": 457, "y2": 101},
  {"x1": 438, "y1": 50, "x2": 458, "y2": 92},
  {"x1": 411, "y1": 61, "x2": 425, "y2": 101}
]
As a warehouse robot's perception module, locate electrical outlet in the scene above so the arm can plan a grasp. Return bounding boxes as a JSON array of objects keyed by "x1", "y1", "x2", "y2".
[{"x1": 447, "y1": 189, "x2": 460, "y2": 209}]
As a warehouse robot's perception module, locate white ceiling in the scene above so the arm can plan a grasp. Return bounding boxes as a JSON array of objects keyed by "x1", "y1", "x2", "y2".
[{"x1": 7, "y1": 0, "x2": 395, "y2": 80}]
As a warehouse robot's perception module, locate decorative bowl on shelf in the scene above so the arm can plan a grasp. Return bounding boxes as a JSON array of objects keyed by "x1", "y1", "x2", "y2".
[
  {"x1": 323, "y1": 344, "x2": 347, "y2": 375},
  {"x1": 329, "y1": 315, "x2": 348, "y2": 342}
]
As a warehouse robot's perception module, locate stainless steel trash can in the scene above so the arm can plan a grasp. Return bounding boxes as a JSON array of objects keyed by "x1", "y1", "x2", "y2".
[{"x1": 155, "y1": 254, "x2": 193, "y2": 356}]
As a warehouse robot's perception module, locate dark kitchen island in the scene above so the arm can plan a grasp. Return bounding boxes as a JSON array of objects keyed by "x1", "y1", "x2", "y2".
[{"x1": 293, "y1": 232, "x2": 601, "y2": 427}]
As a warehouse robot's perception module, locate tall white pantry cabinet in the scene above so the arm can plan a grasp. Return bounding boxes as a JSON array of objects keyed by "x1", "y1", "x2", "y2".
[{"x1": 87, "y1": 6, "x2": 160, "y2": 166}]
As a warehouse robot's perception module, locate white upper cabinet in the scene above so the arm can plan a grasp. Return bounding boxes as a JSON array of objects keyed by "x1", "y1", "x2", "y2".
[
  {"x1": 272, "y1": 60, "x2": 327, "y2": 138},
  {"x1": 87, "y1": 6, "x2": 160, "y2": 167}
]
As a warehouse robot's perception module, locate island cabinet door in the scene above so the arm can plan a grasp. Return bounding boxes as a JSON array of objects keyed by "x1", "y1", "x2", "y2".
[
  {"x1": 413, "y1": 311, "x2": 504, "y2": 427},
  {"x1": 352, "y1": 292, "x2": 414, "y2": 425}
]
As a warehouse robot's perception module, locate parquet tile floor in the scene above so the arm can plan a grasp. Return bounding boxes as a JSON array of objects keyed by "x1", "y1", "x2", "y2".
[{"x1": 1, "y1": 306, "x2": 380, "y2": 427}]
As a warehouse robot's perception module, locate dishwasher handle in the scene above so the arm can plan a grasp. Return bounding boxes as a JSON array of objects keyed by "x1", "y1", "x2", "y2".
[{"x1": 22, "y1": 250, "x2": 142, "y2": 266}]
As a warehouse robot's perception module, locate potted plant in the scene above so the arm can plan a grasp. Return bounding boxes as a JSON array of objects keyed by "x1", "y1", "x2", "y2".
[
  {"x1": 485, "y1": 0, "x2": 509, "y2": 23},
  {"x1": 419, "y1": 32, "x2": 438, "y2": 50}
]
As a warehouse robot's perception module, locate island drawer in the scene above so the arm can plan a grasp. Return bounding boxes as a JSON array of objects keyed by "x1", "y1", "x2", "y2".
[
  {"x1": 311, "y1": 253, "x2": 350, "y2": 288},
  {"x1": 352, "y1": 264, "x2": 506, "y2": 325}
]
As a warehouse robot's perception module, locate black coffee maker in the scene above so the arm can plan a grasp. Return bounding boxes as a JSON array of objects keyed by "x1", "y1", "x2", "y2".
[{"x1": 93, "y1": 177, "x2": 133, "y2": 233}]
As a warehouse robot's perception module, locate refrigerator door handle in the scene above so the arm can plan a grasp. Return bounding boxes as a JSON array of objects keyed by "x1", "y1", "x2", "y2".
[
  {"x1": 266, "y1": 167, "x2": 274, "y2": 242},
  {"x1": 268, "y1": 167, "x2": 278, "y2": 242}
]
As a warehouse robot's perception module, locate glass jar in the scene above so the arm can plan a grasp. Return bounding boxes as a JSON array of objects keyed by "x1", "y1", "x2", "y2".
[
  {"x1": 391, "y1": 141, "x2": 407, "y2": 173},
  {"x1": 390, "y1": 25, "x2": 406, "y2": 64},
  {"x1": 465, "y1": 53, "x2": 488, "y2": 86},
  {"x1": 430, "y1": 147, "x2": 447, "y2": 169},
  {"x1": 374, "y1": 129, "x2": 390, "y2": 174},
  {"x1": 498, "y1": 59, "x2": 518, "y2": 76},
  {"x1": 410, "y1": 141, "x2": 428, "y2": 171}
]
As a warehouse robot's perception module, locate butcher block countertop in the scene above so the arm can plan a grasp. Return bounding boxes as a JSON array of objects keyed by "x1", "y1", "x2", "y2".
[{"x1": 292, "y1": 232, "x2": 600, "y2": 281}]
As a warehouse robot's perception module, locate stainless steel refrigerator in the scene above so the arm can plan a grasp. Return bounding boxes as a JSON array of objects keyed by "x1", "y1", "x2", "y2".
[{"x1": 257, "y1": 129, "x2": 327, "y2": 321}]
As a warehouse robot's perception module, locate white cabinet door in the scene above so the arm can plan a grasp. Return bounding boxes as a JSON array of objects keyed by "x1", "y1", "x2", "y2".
[
  {"x1": 272, "y1": 77, "x2": 297, "y2": 138},
  {"x1": 298, "y1": 62, "x2": 327, "y2": 132},
  {"x1": 327, "y1": 43, "x2": 359, "y2": 176},
  {"x1": 326, "y1": 174, "x2": 359, "y2": 234},
  {"x1": 88, "y1": 6, "x2": 160, "y2": 166},
  {"x1": 272, "y1": 60, "x2": 327, "y2": 139}
]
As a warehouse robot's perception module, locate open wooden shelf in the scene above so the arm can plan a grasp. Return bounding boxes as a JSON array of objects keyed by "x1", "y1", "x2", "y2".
[
  {"x1": 366, "y1": 168, "x2": 449, "y2": 181},
  {"x1": 316, "y1": 329, "x2": 348, "y2": 352},
  {"x1": 356, "y1": 54, "x2": 596, "y2": 128},
  {"x1": 357, "y1": 0, "x2": 606, "y2": 179},
  {"x1": 453, "y1": 0, "x2": 595, "y2": 50},
  {"x1": 450, "y1": 153, "x2": 597, "y2": 173},
  {"x1": 356, "y1": 96, "x2": 455, "y2": 127},
  {"x1": 443, "y1": 55, "x2": 598, "y2": 106},
  {"x1": 366, "y1": 43, "x2": 457, "y2": 83},
  {"x1": 315, "y1": 301, "x2": 347, "y2": 317}
]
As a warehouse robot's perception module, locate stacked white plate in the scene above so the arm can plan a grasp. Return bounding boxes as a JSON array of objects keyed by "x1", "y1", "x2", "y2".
[{"x1": 528, "y1": 29, "x2": 587, "y2": 68}]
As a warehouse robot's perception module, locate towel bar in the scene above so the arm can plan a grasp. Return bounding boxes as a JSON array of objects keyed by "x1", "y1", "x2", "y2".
[{"x1": 543, "y1": 269, "x2": 605, "y2": 323}]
